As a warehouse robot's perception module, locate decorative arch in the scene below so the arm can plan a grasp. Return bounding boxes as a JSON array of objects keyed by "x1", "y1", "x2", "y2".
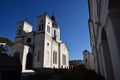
[
  {"x1": 26, "y1": 52, "x2": 33, "y2": 69},
  {"x1": 101, "y1": 28, "x2": 115, "y2": 80},
  {"x1": 13, "y1": 52, "x2": 20, "y2": 60}
]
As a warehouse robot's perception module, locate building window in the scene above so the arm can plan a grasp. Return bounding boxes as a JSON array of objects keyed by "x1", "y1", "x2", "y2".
[
  {"x1": 46, "y1": 51, "x2": 49, "y2": 62},
  {"x1": 17, "y1": 26, "x2": 22, "y2": 35},
  {"x1": 37, "y1": 53, "x2": 39, "y2": 62},
  {"x1": 53, "y1": 51, "x2": 57, "y2": 64},
  {"x1": 19, "y1": 26, "x2": 22, "y2": 28},
  {"x1": 47, "y1": 43, "x2": 49, "y2": 46},
  {"x1": 48, "y1": 22, "x2": 50, "y2": 24},
  {"x1": 41, "y1": 20, "x2": 43, "y2": 22},
  {"x1": 55, "y1": 52, "x2": 57, "y2": 64},
  {"x1": 85, "y1": 59, "x2": 87, "y2": 63},
  {"x1": 38, "y1": 25, "x2": 40, "y2": 31},
  {"x1": 26, "y1": 38, "x2": 31, "y2": 43},
  {"x1": 37, "y1": 51, "x2": 40, "y2": 62},
  {"x1": 54, "y1": 30, "x2": 56, "y2": 37},
  {"x1": 53, "y1": 51, "x2": 55, "y2": 64},
  {"x1": 39, "y1": 24, "x2": 44, "y2": 31},
  {"x1": 47, "y1": 25, "x2": 50, "y2": 33},
  {"x1": 62, "y1": 54, "x2": 66, "y2": 65},
  {"x1": 41, "y1": 24, "x2": 44, "y2": 30},
  {"x1": 17, "y1": 29, "x2": 22, "y2": 35},
  {"x1": 26, "y1": 52, "x2": 33, "y2": 69}
]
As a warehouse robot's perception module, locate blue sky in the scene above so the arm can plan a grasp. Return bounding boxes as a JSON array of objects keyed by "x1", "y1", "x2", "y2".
[{"x1": 0, "y1": 0, "x2": 91, "y2": 60}]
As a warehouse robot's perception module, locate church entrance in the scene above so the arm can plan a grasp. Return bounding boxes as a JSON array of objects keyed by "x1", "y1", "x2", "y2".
[
  {"x1": 101, "y1": 28, "x2": 115, "y2": 80},
  {"x1": 13, "y1": 52, "x2": 20, "y2": 61},
  {"x1": 26, "y1": 52, "x2": 33, "y2": 69}
]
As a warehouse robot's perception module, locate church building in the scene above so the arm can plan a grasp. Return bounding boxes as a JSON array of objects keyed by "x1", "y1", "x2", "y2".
[{"x1": 11, "y1": 14, "x2": 69, "y2": 72}]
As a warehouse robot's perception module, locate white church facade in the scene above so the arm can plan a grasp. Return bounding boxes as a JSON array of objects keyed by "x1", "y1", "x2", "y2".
[{"x1": 11, "y1": 14, "x2": 69, "y2": 72}]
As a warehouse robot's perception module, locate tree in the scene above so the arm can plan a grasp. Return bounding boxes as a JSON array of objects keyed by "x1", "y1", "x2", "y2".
[{"x1": 0, "y1": 37, "x2": 14, "y2": 46}]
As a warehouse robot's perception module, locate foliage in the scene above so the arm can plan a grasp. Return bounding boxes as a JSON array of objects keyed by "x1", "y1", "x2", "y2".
[
  {"x1": 27, "y1": 65, "x2": 104, "y2": 80},
  {"x1": 62, "y1": 64, "x2": 104, "y2": 80},
  {"x1": 0, "y1": 44, "x2": 7, "y2": 55},
  {"x1": 29, "y1": 72, "x2": 53, "y2": 80},
  {"x1": 0, "y1": 37, "x2": 14, "y2": 46}
]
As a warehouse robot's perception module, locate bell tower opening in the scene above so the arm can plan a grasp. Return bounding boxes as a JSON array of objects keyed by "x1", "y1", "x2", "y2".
[{"x1": 16, "y1": 21, "x2": 32, "y2": 37}]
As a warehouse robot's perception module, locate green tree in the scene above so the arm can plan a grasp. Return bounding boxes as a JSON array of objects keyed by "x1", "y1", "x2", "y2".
[{"x1": 0, "y1": 37, "x2": 14, "y2": 46}]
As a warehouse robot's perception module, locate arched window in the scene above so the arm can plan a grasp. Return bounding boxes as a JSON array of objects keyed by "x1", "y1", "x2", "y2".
[
  {"x1": 39, "y1": 24, "x2": 44, "y2": 31},
  {"x1": 62, "y1": 54, "x2": 66, "y2": 65},
  {"x1": 53, "y1": 51, "x2": 57, "y2": 64},
  {"x1": 17, "y1": 29, "x2": 22, "y2": 35},
  {"x1": 46, "y1": 51, "x2": 49, "y2": 62},
  {"x1": 26, "y1": 52, "x2": 33, "y2": 69},
  {"x1": 53, "y1": 51, "x2": 55, "y2": 64},
  {"x1": 54, "y1": 30, "x2": 56, "y2": 37},
  {"x1": 47, "y1": 25, "x2": 50, "y2": 33}
]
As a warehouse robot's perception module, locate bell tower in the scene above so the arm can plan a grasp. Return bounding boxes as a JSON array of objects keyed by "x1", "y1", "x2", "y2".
[
  {"x1": 15, "y1": 20, "x2": 32, "y2": 42},
  {"x1": 51, "y1": 15, "x2": 60, "y2": 40}
]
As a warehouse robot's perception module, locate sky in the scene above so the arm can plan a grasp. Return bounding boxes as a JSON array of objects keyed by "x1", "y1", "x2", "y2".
[{"x1": 0, "y1": 0, "x2": 91, "y2": 60}]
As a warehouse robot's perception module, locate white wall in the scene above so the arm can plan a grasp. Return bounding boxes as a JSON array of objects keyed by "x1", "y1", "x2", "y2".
[
  {"x1": 43, "y1": 34, "x2": 52, "y2": 68},
  {"x1": 22, "y1": 45, "x2": 29, "y2": 71},
  {"x1": 33, "y1": 34, "x2": 44, "y2": 68},
  {"x1": 23, "y1": 21, "x2": 32, "y2": 33},
  {"x1": 60, "y1": 43, "x2": 69, "y2": 68},
  {"x1": 45, "y1": 15, "x2": 53, "y2": 37}
]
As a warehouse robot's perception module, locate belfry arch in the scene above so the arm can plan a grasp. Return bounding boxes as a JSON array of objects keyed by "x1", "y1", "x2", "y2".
[{"x1": 101, "y1": 28, "x2": 115, "y2": 80}]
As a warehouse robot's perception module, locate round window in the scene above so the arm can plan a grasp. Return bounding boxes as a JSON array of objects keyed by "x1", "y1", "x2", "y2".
[{"x1": 27, "y1": 38, "x2": 31, "y2": 43}]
